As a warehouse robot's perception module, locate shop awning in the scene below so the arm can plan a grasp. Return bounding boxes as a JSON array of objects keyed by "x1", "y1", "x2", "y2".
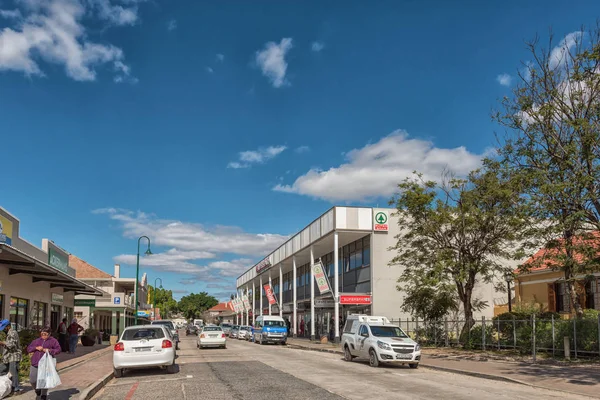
[{"x1": 0, "y1": 243, "x2": 103, "y2": 296}]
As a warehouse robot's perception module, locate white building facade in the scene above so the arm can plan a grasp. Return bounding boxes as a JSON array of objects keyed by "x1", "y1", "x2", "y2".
[
  {"x1": 236, "y1": 206, "x2": 498, "y2": 343},
  {"x1": 0, "y1": 206, "x2": 101, "y2": 332}
]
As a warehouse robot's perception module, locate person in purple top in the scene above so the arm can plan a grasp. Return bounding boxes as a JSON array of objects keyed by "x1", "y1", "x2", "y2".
[{"x1": 26, "y1": 327, "x2": 61, "y2": 400}]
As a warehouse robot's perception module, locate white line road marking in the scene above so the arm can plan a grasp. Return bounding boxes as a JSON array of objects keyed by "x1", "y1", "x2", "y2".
[{"x1": 186, "y1": 375, "x2": 193, "y2": 378}]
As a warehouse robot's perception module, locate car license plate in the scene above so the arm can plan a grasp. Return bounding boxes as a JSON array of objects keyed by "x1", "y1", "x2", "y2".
[
  {"x1": 135, "y1": 347, "x2": 152, "y2": 352},
  {"x1": 396, "y1": 354, "x2": 412, "y2": 360},
  {"x1": 209, "y1": 334, "x2": 217, "y2": 338}
]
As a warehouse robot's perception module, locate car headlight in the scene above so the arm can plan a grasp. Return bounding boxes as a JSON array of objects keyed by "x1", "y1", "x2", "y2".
[
  {"x1": 415, "y1": 344, "x2": 421, "y2": 352},
  {"x1": 377, "y1": 341, "x2": 392, "y2": 351}
]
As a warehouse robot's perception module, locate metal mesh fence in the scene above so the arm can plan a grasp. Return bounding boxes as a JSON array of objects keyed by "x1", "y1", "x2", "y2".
[{"x1": 389, "y1": 315, "x2": 600, "y2": 359}]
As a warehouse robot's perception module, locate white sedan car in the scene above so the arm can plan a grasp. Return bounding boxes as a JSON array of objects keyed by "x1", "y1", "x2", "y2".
[
  {"x1": 113, "y1": 325, "x2": 177, "y2": 378},
  {"x1": 198, "y1": 325, "x2": 227, "y2": 349}
]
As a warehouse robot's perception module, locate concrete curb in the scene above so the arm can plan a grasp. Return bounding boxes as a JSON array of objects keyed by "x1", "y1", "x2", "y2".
[
  {"x1": 77, "y1": 370, "x2": 114, "y2": 400},
  {"x1": 287, "y1": 344, "x2": 343, "y2": 356}
]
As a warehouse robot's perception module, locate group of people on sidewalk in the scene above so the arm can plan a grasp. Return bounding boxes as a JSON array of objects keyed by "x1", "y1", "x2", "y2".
[{"x1": 0, "y1": 318, "x2": 84, "y2": 399}]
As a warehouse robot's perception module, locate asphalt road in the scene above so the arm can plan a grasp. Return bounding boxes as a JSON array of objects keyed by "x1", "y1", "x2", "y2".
[{"x1": 92, "y1": 333, "x2": 590, "y2": 400}]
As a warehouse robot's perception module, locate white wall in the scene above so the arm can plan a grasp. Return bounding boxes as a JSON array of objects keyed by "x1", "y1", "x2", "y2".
[{"x1": 0, "y1": 266, "x2": 74, "y2": 325}]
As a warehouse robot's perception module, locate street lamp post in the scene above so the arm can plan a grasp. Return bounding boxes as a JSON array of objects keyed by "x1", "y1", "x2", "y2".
[
  {"x1": 153, "y1": 278, "x2": 163, "y2": 321},
  {"x1": 134, "y1": 236, "x2": 152, "y2": 325}
]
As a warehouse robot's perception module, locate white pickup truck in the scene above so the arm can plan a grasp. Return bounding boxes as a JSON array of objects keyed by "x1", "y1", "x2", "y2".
[{"x1": 341, "y1": 315, "x2": 421, "y2": 368}]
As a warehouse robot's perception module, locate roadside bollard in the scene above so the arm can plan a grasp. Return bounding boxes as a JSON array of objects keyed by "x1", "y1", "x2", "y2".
[{"x1": 564, "y1": 337, "x2": 571, "y2": 360}]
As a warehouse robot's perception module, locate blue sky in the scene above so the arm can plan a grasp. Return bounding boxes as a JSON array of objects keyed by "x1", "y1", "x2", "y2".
[{"x1": 1, "y1": 0, "x2": 598, "y2": 300}]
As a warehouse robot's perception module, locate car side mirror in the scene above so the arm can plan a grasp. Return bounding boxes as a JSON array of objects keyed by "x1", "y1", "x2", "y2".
[{"x1": 361, "y1": 333, "x2": 369, "y2": 338}]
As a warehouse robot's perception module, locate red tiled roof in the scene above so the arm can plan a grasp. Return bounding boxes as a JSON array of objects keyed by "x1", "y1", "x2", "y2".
[
  {"x1": 69, "y1": 254, "x2": 113, "y2": 279},
  {"x1": 208, "y1": 302, "x2": 234, "y2": 312},
  {"x1": 517, "y1": 232, "x2": 600, "y2": 274}
]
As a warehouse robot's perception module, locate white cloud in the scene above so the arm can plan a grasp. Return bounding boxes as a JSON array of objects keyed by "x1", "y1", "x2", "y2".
[
  {"x1": 549, "y1": 31, "x2": 583, "y2": 70},
  {"x1": 91, "y1": 0, "x2": 138, "y2": 26},
  {"x1": 295, "y1": 145, "x2": 310, "y2": 154},
  {"x1": 95, "y1": 207, "x2": 288, "y2": 257},
  {"x1": 273, "y1": 131, "x2": 484, "y2": 202},
  {"x1": 216, "y1": 53, "x2": 224, "y2": 62},
  {"x1": 496, "y1": 73, "x2": 512, "y2": 87},
  {"x1": 167, "y1": 19, "x2": 177, "y2": 31},
  {"x1": 0, "y1": 0, "x2": 138, "y2": 81},
  {"x1": 228, "y1": 145, "x2": 287, "y2": 168},
  {"x1": 0, "y1": 9, "x2": 22, "y2": 19},
  {"x1": 206, "y1": 66, "x2": 214, "y2": 73},
  {"x1": 255, "y1": 37, "x2": 292, "y2": 88},
  {"x1": 311, "y1": 41, "x2": 324, "y2": 52},
  {"x1": 96, "y1": 208, "x2": 288, "y2": 285}
]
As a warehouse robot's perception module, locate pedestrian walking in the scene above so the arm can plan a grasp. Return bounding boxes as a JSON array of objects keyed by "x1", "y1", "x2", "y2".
[
  {"x1": 57, "y1": 318, "x2": 68, "y2": 353},
  {"x1": 26, "y1": 327, "x2": 61, "y2": 400},
  {"x1": 0, "y1": 319, "x2": 23, "y2": 395},
  {"x1": 67, "y1": 319, "x2": 83, "y2": 354}
]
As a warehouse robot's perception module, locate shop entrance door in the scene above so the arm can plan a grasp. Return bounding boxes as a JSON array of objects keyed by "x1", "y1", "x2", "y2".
[{"x1": 50, "y1": 308, "x2": 59, "y2": 332}]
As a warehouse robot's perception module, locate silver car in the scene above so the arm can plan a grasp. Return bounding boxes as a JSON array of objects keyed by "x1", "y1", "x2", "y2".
[{"x1": 237, "y1": 326, "x2": 251, "y2": 340}]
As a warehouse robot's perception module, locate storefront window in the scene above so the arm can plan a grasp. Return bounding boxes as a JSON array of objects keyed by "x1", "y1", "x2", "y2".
[
  {"x1": 51, "y1": 305, "x2": 61, "y2": 332},
  {"x1": 9, "y1": 297, "x2": 28, "y2": 328},
  {"x1": 32, "y1": 301, "x2": 48, "y2": 328},
  {"x1": 64, "y1": 307, "x2": 74, "y2": 322}
]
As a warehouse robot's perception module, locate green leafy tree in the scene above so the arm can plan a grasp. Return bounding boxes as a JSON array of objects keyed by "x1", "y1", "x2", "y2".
[
  {"x1": 178, "y1": 292, "x2": 218, "y2": 320},
  {"x1": 492, "y1": 27, "x2": 600, "y2": 317},
  {"x1": 148, "y1": 285, "x2": 178, "y2": 318},
  {"x1": 390, "y1": 170, "x2": 530, "y2": 336}
]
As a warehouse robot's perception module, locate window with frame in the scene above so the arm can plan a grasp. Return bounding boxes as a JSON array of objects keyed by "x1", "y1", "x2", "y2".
[
  {"x1": 586, "y1": 279, "x2": 599, "y2": 310},
  {"x1": 9, "y1": 297, "x2": 29, "y2": 328},
  {"x1": 32, "y1": 301, "x2": 48, "y2": 328},
  {"x1": 555, "y1": 282, "x2": 571, "y2": 313}
]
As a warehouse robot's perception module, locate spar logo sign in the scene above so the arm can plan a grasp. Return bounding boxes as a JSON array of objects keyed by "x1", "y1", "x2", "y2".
[{"x1": 374, "y1": 211, "x2": 389, "y2": 232}]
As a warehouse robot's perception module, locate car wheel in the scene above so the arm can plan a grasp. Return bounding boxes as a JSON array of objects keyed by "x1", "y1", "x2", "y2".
[
  {"x1": 166, "y1": 362, "x2": 177, "y2": 374},
  {"x1": 113, "y1": 368, "x2": 124, "y2": 378},
  {"x1": 369, "y1": 349, "x2": 380, "y2": 368},
  {"x1": 344, "y1": 346, "x2": 353, "y2": 362},
  {"x1": 281, "y1": 341, "x2": 286, "y2": 346},
  {"x1": 409, "y1": 363, "x2": 419, "y2": 369}
]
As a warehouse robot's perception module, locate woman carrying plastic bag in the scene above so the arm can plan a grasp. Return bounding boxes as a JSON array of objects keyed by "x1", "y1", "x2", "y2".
[{"x1": 26, "y1": 327, "x2": 61, "y2": 400}]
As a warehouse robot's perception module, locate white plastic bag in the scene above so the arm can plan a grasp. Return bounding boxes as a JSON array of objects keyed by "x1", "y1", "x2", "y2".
[
  {"x1": 36, "y1": 353, "x2": 61, "y2": 390},
  {"x1": 0, "y1": 374, "x2": 11, "y2": 400}
]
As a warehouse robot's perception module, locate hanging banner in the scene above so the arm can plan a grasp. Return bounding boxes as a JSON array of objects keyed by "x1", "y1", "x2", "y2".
[
  {"x1": 242, "y1": 294, "x2": 251, "y2": 312},
  {"x1": 312, "y1": 261, "x2": 331, "y2": 294},
  {"x1": 264, "y1": 284, "x2": 277, "y2": 305},
  {"x1": 234, "y1": 298, "x2": 242, "y2": 313}
]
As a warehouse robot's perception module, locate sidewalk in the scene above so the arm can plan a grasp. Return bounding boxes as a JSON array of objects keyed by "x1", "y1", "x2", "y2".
[
  {"x1": 286, "y1": 338, "x2": 600, "y2": 398},
  {"x1": 17, "y1": 345, "x2": 113, "y2": 400}
]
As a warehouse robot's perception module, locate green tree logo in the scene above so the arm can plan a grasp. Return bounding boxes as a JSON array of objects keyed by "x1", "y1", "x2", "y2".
[{"x1": 375, "y1": 212, "x2": 387, "y2": 224}]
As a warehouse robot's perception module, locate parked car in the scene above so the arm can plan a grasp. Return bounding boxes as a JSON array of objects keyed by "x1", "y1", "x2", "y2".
[
  {"x1": 186, "y1": 325, "x2": 198, "y2": 336},
  {"x1": 198, "y1": 325, "x2": 227, "y2": 349},
  {"x1": 229, "y1": 325, "x2": 240, "y2": 338},
  {"x1": 341, "y1": 314, "x2": 421, "y2": 368},
  {"x1": 221, "y1": 323, "x2": 232, "y2": 335},
  {"x1": 151, "y1": 320, "x2": 180, "y2": 350},
  {"x1": 237, "y1": 326, "x2": 251, "y2": 340},
  {"x1": 113, "y1": 325, "x2": 177, "y2": 378},
  {"x1": 253, "y1": 316, "x2": 287, "y2": 345}
]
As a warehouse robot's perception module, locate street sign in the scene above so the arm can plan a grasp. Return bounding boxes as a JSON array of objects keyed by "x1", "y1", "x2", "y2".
[
  {"x1": 264, "y1": 284, "x2": 277, "y2": 305},
  {"x1": 315, "y1": 298, "x2": 335, "y2": 308},
  {"x1": 339, "y1": 295, "x2": 372, "y2": 305},
  {"x1": 374, "y1": 211, "x2": 389, "y2": 232},
  {"x1": 312, "y1": 261, "x2": 331, "y2": 294},
  {"x1": 113, "y1": 297, "x2": 121, "y2": 305}
]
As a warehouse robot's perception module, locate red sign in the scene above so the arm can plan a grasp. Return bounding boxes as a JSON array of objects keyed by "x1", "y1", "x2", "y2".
[
  {"x1": 339, "y1": 295, "x2": 372, "y2": 305},
  {"x1": 374, "y1": 224, "x2": 389, "y2": 231},
  {"x1": 264, "y1": 284, "x2": 277, "y2": 305}
]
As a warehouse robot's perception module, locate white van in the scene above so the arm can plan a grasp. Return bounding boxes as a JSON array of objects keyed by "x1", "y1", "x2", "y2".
[
  {"x1": 341, "y1": 315, "x2": 421, "y2": 368},
  {"x1": 253, "y1": 315, "x2": 287, "y2": 345}
]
